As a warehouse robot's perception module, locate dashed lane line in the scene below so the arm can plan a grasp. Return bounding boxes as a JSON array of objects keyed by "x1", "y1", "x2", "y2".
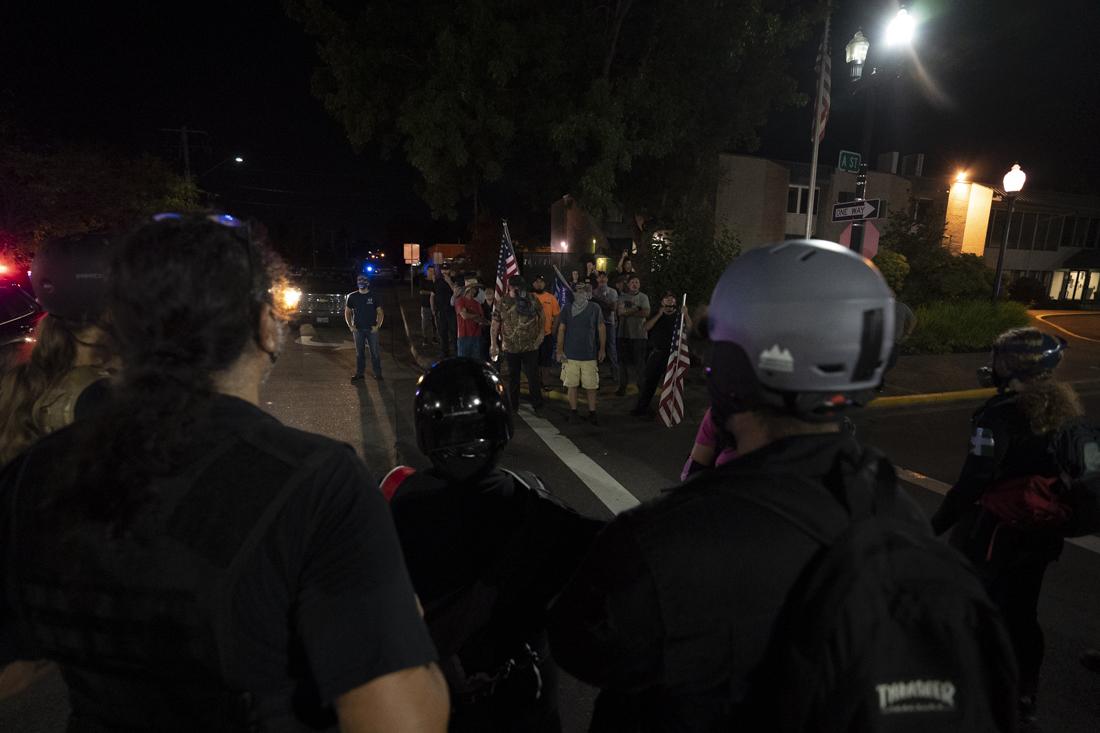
[
  {"x1": 897, "y1": 467, "x2": 1100, "y2": 555},
  {"x1": 515, "y1": 406, "x2": 642, "y2": 515}
]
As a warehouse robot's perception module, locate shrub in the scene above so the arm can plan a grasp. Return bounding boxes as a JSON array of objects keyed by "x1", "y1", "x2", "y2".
[
  {"x1": 648, "y1": 217, "x2": 741, "y2": 309},
  {"x1": 1008, "y1": 276, "x2": 1047, "y2": 306},
  {"x1": 904, "y1": 300, "x2": 1031, "y2": 354},
  {"x1": 872, "y1": 248, "x2": 909, "y2": 293}
]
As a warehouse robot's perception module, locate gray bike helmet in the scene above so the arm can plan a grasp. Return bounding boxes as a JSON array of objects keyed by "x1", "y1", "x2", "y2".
[{"x1": 707, "y1": 239, "x2": 895, "y2": 421}]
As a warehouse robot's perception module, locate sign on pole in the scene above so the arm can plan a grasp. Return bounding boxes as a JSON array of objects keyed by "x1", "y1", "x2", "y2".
[
  {"x1": 403, "y1": 243, "x2": 420, "y2": 264},
  {"x1": 831, "y1": 199, "x2": 881, "y2": 222},
  {"x1": 838, "y1": 150, "x2": 861, "y2": 173},
  {"x1": 838, "y1": 221, "x2": 880, "y2": 259}
]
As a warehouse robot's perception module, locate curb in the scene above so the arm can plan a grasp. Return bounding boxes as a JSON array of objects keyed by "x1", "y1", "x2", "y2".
[{"x1": 869, "y1": 387, "x2": 995, "y2": 409}]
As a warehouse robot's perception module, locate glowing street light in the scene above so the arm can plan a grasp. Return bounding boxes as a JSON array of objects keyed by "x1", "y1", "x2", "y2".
[
  {"x1": 884, "y1": 8, "x2": 916, "y2": 47},
  {"x1": 233, "y1": 156, "x2": 245, "y2": 164},
  {"x1": 845, "y1": 30, "x2": 870, "y2": 81},
  {"x1": 992, "y1": 163, "x2": 1027, "y2": 302},
  {"x1": 955, "y1": 170, "x2": 968, "y2": 183}
]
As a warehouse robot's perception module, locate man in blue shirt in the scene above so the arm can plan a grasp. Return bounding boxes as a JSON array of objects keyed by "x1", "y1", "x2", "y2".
[{"x1": 345, "y1": 274, "x2": 385, "y2": 381}]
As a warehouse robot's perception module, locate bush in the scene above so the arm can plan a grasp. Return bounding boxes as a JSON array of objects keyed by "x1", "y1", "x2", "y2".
[
  {"x1": 648, "y1": 217, "x2": 741, "y2": 309},
  {"x1": 872, "y1": 248, "x2": 909, "y2": 293},
  {"x1": 904, "y1": 300, "x2": 1031, "y2": 354},
  {"x1": 1008, "y1": 276, "x2": 1047, "y2": 306}
]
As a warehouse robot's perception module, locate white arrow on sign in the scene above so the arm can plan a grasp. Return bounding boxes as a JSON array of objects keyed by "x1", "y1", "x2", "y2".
[{"x1": 834, "y1": 201, "x2": 876, "y2": 219}]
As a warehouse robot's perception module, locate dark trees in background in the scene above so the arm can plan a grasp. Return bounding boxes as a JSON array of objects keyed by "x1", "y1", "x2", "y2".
[{"x1": 288, "y1": 0, "x2": 815, "y2": 268}]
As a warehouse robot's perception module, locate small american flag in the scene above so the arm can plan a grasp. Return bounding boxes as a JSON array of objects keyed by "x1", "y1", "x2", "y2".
[
  {"x1": 811, "y1": 23, "x2": 831, "y2": 143},
  {"x1": 495, "y1": 221, "x2": 520, "y2": 301},
  {"x1": 657, "y1": 296, "x2": 691, "y2": 428}
]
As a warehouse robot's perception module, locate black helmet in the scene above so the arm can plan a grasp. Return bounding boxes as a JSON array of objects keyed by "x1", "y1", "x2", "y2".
[
  {"x1": 979, "y1": 328, "x2": 1066, "y2": 389},
  {"x1": 31, "y1": 233, "x2": 111, "y2": 323},
  {"x1": 414, "y1": 358, "x2": 513, "y2": 480},
  {"x1": 707, "y1": 239, "x2": 895, "y2": 421}
]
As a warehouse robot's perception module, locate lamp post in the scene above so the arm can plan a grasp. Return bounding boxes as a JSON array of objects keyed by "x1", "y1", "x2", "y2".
[
  {"x1": 992, "y1": 163, "x2": 1027, "y2": 302},
  {"x1": 200, "y1": 155, "x2": 245, "y2": 177},
  {"x1": 843, "y1": 7, "x2": 914, "y2": 256}
]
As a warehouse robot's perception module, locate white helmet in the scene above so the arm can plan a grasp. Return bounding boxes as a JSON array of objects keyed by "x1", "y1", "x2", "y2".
[{"x1": 707, "y1": 239, "x2": 895, "y2": 421}]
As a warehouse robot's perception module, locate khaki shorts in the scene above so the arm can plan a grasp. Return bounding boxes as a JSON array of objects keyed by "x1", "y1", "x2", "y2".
[{"x1": 561, "y1": 359, "x2": 599, "y2": 390}]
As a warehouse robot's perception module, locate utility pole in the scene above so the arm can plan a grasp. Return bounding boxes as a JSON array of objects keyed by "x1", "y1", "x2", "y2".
[{"x1": 159, "y1": 126, "x2": 209, "y2": 183}]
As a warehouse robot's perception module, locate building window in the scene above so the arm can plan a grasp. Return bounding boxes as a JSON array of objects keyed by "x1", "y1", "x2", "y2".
[
  {"x1": 786, "y1": 186, "x2": 821, "y2": 215},
  {"x1": 1062, "y1": 217, "x2": 1077, "y2": 248},
  {"x1": 1074, "y1": 217, "x2": 1091, "y2": 247},
  {"x1": 1018, "y1": 213, "x2": 1037, "y2": 251},
  {"x1": 987, "y1": 210, "x2": 1005, "y2": 247},
  {"x1": 1044, "y1": 217, "x2": 1062, "y2": 251},
  {"x1": 913, "y1": 198, "x2": 932, "y2": 221}
]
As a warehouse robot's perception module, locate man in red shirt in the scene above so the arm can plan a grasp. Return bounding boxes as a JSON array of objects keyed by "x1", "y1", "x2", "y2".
[{"x1": 455, "y1": 284, "x2": 486, "y2": 360}]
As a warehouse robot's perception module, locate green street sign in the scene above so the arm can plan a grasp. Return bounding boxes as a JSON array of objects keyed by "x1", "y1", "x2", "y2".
[{"x1": 838, "y1": 150, "x2": 861, "y2": 173}]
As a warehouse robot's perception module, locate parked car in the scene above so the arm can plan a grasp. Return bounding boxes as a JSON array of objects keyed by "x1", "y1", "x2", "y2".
[{"x1": 0, "y1": 281, "x2": 40, "y2": 366}]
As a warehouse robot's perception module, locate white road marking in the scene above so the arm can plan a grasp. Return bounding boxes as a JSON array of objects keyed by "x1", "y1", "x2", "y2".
[
  {"x1": 516, "y1": 407, "x2": 641, "y2": 515},
  {"x1": 897, "y1": 467, "x2": 1100, "y2": 555}
]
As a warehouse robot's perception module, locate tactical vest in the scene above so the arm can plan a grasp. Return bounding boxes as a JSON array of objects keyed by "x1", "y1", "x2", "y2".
[{"x1": 5, "y1": 418, "x2": 342, "y2": 732}]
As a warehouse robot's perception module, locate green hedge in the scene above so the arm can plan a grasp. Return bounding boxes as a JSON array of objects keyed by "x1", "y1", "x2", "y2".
[{"x1": 904, "y1": 300, "x2": 1031, "y2": 354}]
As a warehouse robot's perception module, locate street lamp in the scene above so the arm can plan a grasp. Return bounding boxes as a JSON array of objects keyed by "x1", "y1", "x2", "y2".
[
  {"x1": 843, "y1": 7, "x2": 916, "y2": 255},
  {"x1": 992, "y1": 164, "x2": 1027, "y2": 303},
  {"x1": 884, "y1": 8, "x2": 916, "y2": 47},
  {"x1": 200, "y1": 155, "x2": 245, "y2": 177},
  {"x1": 845, "y1": 30, "x2": 869, "y2": 81}
]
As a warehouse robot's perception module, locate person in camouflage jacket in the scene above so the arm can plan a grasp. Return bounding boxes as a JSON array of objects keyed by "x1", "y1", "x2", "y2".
[{"x1": 490, "y1": 277, "x2": 545, "y2": 411}]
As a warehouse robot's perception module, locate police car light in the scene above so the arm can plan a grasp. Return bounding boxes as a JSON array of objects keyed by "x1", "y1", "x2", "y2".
[{"x1": 365, "y1": 265, "x2": 375, "y2": 273}]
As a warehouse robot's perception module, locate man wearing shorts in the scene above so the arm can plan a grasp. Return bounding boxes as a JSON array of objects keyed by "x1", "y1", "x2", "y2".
[{"x1": 556, "y1": 283, "x2": 606, "y2": 425}]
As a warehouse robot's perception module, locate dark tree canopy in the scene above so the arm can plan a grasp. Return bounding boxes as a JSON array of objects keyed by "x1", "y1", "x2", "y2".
[{"x1": 289, "y1": 0, "x2": 814, "y2": 233}]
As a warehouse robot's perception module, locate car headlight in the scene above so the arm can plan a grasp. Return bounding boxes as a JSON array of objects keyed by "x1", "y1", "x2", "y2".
[{"x1": 282, "y1": 287, "x2": 303, "y2": 309}]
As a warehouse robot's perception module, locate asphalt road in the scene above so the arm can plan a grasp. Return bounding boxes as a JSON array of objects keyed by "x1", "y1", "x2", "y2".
[
  {"x1": 258, "y1": 289, "x2": 1100, "y2": 733},
  {"x1": 5, "y1": 287, "x2": 1099, "y2": 732}
]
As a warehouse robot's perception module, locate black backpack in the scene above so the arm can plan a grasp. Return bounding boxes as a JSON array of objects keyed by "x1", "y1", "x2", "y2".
[
  {"x1": 742, "y1": 451, "x2": 1019, "y2": 733},
  {"x1": 1048, "y1": 418, "x2": 1100, "y2": 535}
]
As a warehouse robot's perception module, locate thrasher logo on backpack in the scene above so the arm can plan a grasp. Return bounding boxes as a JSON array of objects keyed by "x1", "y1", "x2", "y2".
[{"x1": 742, "y1": 449, "x2": 1019, "y2": 732}]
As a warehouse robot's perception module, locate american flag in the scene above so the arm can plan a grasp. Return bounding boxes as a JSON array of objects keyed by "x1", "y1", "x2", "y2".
[
  {"x1": 657, "y1": 297, "x2": 691, "y2": 428},
  {"x1": 494, "y1": 221, "x2": 520, "y2": 301},
  {"x1": 811, "y1": 23, "x2": 831, "y2": 143}
]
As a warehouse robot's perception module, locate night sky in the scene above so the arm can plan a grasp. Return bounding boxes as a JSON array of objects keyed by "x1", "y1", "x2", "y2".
[{"x1": 3, "y1": 0, "x2": 1098, "y2": 258}]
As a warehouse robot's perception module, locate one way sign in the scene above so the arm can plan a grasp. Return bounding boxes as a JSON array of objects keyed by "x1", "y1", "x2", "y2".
[{"x1": 832, "y1": 199, "x2": 881, "y2": 222}]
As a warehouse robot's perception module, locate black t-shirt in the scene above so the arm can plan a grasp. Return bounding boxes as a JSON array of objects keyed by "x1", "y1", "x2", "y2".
[
  {"x1": 647, "y1": 311, "x2": 677, "y2": 351},
  {"x1": 0, "y1": 395, "x2": 436, "y2": 729},
  {"x1": 433, "y1": 276, "x2": 453, "y2": 313},
  {"x1": 345, "y1": 289, "x2": 380, "y2": 329}
]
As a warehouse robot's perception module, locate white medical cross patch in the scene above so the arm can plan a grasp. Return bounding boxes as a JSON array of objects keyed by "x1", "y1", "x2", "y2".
[{"x1": 970, "y1": 427, "x2": 995, "y2": 457}]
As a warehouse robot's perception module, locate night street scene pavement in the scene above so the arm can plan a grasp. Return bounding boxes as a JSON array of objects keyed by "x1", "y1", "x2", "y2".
[{"x1": 2, "y1": 1, "x2": 1100, "y2": 732}]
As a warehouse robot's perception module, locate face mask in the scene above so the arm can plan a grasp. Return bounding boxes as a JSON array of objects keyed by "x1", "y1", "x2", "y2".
[{"x1": 574, "y1": 292, "x2": 589, "y2": 305}]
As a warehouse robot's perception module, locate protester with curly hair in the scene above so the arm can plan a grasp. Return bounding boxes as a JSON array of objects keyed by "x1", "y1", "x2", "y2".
[{"x1": 0, "y1": 213, "x2": 448, "y2": 731}]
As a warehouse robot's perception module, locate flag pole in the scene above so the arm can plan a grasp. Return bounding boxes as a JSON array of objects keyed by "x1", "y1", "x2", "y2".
[{"x1": 805, "y1": 13, "x2": 830, "y2": 240}]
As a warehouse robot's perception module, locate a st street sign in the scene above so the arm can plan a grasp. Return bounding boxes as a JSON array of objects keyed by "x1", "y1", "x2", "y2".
[
  {"x1": 832, "y1": 199, "x2": 881, "y2": 222},
  {"x1": 838, "y1": 150, "x2": 861, "y2": 173}
]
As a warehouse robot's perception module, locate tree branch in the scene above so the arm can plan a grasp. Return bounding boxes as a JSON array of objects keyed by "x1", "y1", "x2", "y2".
[{"x1": 601, "y1": 0, "x2": 635, "y2": 79}]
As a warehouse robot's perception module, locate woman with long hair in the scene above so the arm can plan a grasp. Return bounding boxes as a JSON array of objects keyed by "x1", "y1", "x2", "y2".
[
  {"x1": 932, "y1": 327, "x2": 1082, "y2": 732},
  {"x1": 0, "y1": 234, "x2": 115, "y2": 465},
  {"x1": 0, "y1": 213, "x2": 448, "y2": 731}
]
